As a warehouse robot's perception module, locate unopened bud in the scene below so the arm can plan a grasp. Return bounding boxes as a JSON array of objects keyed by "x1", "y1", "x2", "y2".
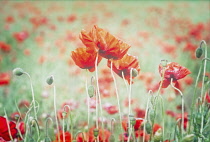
[
  {"x1": 72, "y1": 140, "x2": 77, "y2": 142},
  {"x1": 204, "y1": 76, "x2": 208, "y2": 83},
  {"x1": 154, "y1": 128, "x2": 162, "y2": 142},
  {"x1": 46, "y1": 76, "x2": 53, "y2": 85},
  {"x1": 14, "y1": 114, "x2": 20, "y2": 120},
  {"x1": 88, "y1": 85, "x2": 95, "y2": 98},
  {"x1": 182, "y1": 134, "x2": 194, "y2": 142},
  {"x1": 131, "y1": 68, "x2": 138, "y2": 77},
  {"x1": 149, "y1": 109, "x2": 155, "y2": 123},
  {"x1": 195, "y1": 47, "x2": 203, "y2": 58},
  {"x1": 129, "y1": 115, "x2": 136, "y2": 126},
  {"x1": 93, "y1": 128, "x2": 99, "y2": 137},
  {"x1": 145, "y1": 122, "x2": 152, "y2": 134},
  {"x1": 62, "y1": 111, "x2": 67, "y2": 118},
  {"x1": 13, "y1": 68, "x2": 24, "y2": 76},
  {"x1": 161, "y1": 60, "x2": 168, "y2": 67}
]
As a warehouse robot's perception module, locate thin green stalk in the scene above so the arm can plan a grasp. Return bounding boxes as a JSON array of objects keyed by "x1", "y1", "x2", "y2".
[
  {"x1": 110, "y1": 61, "x2": 123, "y2": 134},
  {"x1": 53, "y1": 78, "x2": 60, "y2": 142},
  {"x1": 4, "y1": 108, "x2": 14, "y2": 142},
  {"x1": 171, "y1": 79, "x2": 184, "y2": 138},
  {"x1": 85, "y1": 70, "x2": 90, "y2": 140},
  {"x1": 95, "y1": 53, "x2": 103, "y2": 142},
  {"x1": 45, "y1": 117, "x2": 53, "y2": 141},
  {"x1": 24, "y1": 72, "x2": 37, "y2": 120}
]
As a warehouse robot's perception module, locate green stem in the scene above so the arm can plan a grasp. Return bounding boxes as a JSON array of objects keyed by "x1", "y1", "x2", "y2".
[
  {"x1": 171, "y1": 79, "x2": 184, "y2": 138},
  {"x1": 85, "y1": 70, "x2": 90, "y2": 141},
  {"x1": 110, "y1": 61, "x2": 123, "y2": 134},
  {"x1": 45, "y1": 117, "x2": 53, "y2": 141}
]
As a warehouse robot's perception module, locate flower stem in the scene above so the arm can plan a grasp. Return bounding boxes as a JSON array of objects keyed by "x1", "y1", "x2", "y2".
[
  {"x1": 110, "y1": 61, "x2": 123, "y2": 134},
  {"x1": 171, "y1": 79, "x2": 184, "y2": 138},
  {"x1": 24, "y1": 72, "x2": 37, "y2": 120},
  {"x1": 85, "y1": 70, "x2": 90, "y2": 140},
  {"x1": 53, "y1": 78, "x2": 60, "y2": 142},
  {"x1": 95, "y1": 53, "x2": 103, "y2": 142}
]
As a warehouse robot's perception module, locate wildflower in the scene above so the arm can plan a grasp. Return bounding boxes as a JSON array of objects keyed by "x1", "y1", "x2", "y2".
[
  {"x1": 103, "y1": 103, "x2": 118, "y2": 115},
  {"x1": 107, "y1": 54, "x2": 140, "y2": 84},
  {"x1": 79, "y1": 25, "x2": 130, "y2": 60},
  {"x1": 0, "y1": 42, "x2": 11, "y2": 52},
  {"x1": 0, "y1": 73, "x2": 10, "y2": 86},
  {"x1": 0, "y1": 116, "x2": 18, "y2": 141},
  {"x1": 159, "y1": 62, "x2": 191, "y2": 88},
  {"x1": 13, "y1": 31, "x2": 29, "y2": 43},
  {"x1": 54, "y1": 131, "x2": 72, "y2": 142},
  {"x1": 122, "y1": 118, "x2": 143, "y2": 131},
  {"x1": 71, "y1": 47, "x2": 102, "y2": 72}
]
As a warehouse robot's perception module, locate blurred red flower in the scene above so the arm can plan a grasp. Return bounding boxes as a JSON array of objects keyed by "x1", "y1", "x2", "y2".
[
  {"x1": 122, "y1": 118, "x2": 143, "y2": 131},
  {"x1": 159, "y1": 62, "x2": 191, "y2": 88},
  {"x1": 80, "y1": 25, "x2": 130, "y2": 60},
  {"x1": 0, "y1": 116, "x2": 18, "y2": 141},
  {"x1": 0, "y1": 42, "x2": 11, "y2": 52},
  {"x1": 103, "y1": 103, "x2": 118, "y2": 115},
  {"x1": 13, "y1": 31, "x2": 29, "y2": 43},
  {"x1": 107, "y1": 54, "x2": 140, "y2": 84},
  {"x1": 0, "y1": 73, "x2": 10, "y2": 86},
  {"x1": 54, "y1": 131, "x2": 72, "y2": 142},
  {"x1": 71, "y1": 47, "x2": 102, "y2": 72}
]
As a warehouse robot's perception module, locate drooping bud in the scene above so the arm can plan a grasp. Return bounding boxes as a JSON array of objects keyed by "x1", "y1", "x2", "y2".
[
  {"x1": 195, "y1": 47, "x2": 203, "y2": 58},
  {"x1": 181, "y1": 134, "x2": 194, "y2": 142},
  {"x1": 109, "y1": 135, "x2": 115, "y2": 142},
  {"x1": 13, "y1": 68, "x2": 24, "y2": 76},
  {"x1": 93, "y1": 128, "x2": 99, "y2": 137},
  {"x1": 154, "y1": 128, "x2": 162, "y2": 142},
  {"x1": 46, "y1": 75, "x2": 53, "y2": 85},
  {"x1": 129, "y1": 115, "x2": 136, "y2": 126},
  {"x1": 88, "y1": 85, "x2": 95, "y2": 98},
  {"x1": 149, "y1": 109, "x2": 155, "y2": 123},
  {"x1": 145, "y1": 121, "x2": 152, "y2": 134},
  {"x1": 131, "y1": 68, "x2": 138, "y2": 77},
  {"x1": 62, "y1": 111, "x2": 67, "y2": 119},
  {"x1": 204, "y1": 76, "x2": 208, "y2": 83},
  {"x1": 29, "y1": 117, "x2": 36, "y2": 127},
  {"x1": 161, "y1": 59, "x2": 168, "y2": 67}
]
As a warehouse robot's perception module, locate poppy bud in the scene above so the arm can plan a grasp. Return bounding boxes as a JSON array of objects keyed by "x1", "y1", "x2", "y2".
[
  {"x1": 109, "y1": 135, "x2": 115, "y2": 142},
  {"x1": 46, "y1": 75, "x2": 53, "y2": 85},
  {"x1": 14, "y1": 114, "x2": 20, "y2": 120},
  {"x1": 154, "y1": 128, "x2": 162, "y2": 142},
  {"x1": 72, "y1": 140, "x2": 77, "y2": 142},
  {"x1": 195, "y1": 47, "x2": 203, "y2": 58},
  {"x1": 161, "y1": 60, "x2": 168, "y2": 67},
  {"x1": 182, "y1": 134, "x2": 194, "y2": 142},
  {"x1": 88, "y1": 85, "x2": 95, "y2": 98},
  {"x1": 149, "y1": 109, "x2": 155, "y2": 123},
  {"x1": 131, "y1": 68, "x2": 138, "y2": 77},
  {"x1": 62, "y1": 111, "x2": 67, "y2": 118},
  {"x1": 129, "y1": 115, "x2": 136, "y2": 126},
  {"x1": 145, "y1": 122, "x2": 152, "y2": 134},
  {"x1": 204, "y1": 76, "x2": 208, "y2": 83},
  {"x1": 13, "y1": 68, "x2": 24, "y2": 76},
  {"x1": 93, "y1": 128, "x2": 99, "y2": 137},
  {"x1": 30, "y1": 118, "x2": 36, "y2": 127},
  {"x1": 195, "y1": 113, "x2": 202, "y2": 125}
]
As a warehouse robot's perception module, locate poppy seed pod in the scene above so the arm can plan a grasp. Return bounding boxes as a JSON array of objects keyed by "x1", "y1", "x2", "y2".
[
  {"x1": 181, "y1": 134, "x2": 194, "y2": 142},
  {"x1": 195, "y1": 47, "x2": 203, "y2": 58},
  {"x1": 161, "y1": 59, "x2": 168, "y2": 67},
  {"x1": 88, "y1": 85, "x2": 95, "y2": 98},
  {"x1": 93, "y1": 128, "x2": 99, "y2": 137},
  {"x1": 131, "y1": 68, "x2": 138, "y2": 77},
  {"x1": 13, "y1": 68, "x2": 24, "y2": 76},
  {"x1": 129, "y1": 115, "x2": 136, "y2": 126},
  {"x1": 46, "y1": 75, "x2": 53, "y2": 85},
  {"x1": 154, "y1": 128, "x2": 162, "y2": 142},
  {"x1": 145, "y1": 122, "x2": 152, "y2": 134},
  {"x1": 149, "y1": 109, "x2": 155, "y2": 123}
]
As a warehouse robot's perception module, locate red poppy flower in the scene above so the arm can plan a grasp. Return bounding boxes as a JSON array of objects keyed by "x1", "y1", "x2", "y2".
[
  {"x1": 71, "y1": 47, "x2": 102, "y2": 72},
  {"x1": 13, "y1": 31, "x2": 29, "y2": 43},
  {"x1": 206, "y1": 92, "x2": 210, "y2": 103},
  {"x1": 54, "y1": 131, "x2": 72, "y2": 142},
  {"x1": 0, "y1": 116, "x2": 18, "y2": 141},
  {"x1": 122, "y1": 118, "x2": 143, "y2": 131},
  {"x1": 0, "y1": 42, "x2": 11, "y2": 52},
  {"x1": 103, "y1": 103, "x2": 118, "y2": 115},
  {"x1": 153, "y1": 123, "x2": 162, "y2": 134},
  {"x1": 107, "y1": 54, "x2": 140, "y2": 84},
  {"x1": 79, "y1": 25, "x2": 130, "y2": 60},
  {"x1": 176, "y1": 113, "x2": 188, "y2": 130},
  {"x1": 0, "y1": 73, "x2": 10, "y2": 86},
  {"x1": 134, "y1": 107, "x2": 145, "y2": 118},
  {"x1": 159, "y1": 62, "x2": 191, "y2": 88}
]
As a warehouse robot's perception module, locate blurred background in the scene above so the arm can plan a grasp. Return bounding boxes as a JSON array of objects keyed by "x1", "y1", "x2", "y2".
[{"x1": 0, "y1": 1, "x2": 209, "y2": 129}]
